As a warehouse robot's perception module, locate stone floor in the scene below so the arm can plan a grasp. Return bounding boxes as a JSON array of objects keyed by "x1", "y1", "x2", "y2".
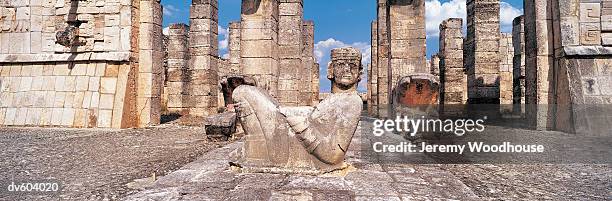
[
  {"x1": 0, "y1": 125, "x2": 232, "y2": 201},
  {"x1": 123, "y1": 120, "x2": 611, "y2": 200}
]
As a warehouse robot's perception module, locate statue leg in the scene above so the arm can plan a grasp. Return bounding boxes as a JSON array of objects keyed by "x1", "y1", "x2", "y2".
[{"x1": 232, "y1": 85, "x2": 287, "y2": 164}]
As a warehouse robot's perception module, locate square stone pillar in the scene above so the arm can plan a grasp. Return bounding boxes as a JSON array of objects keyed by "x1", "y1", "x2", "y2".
[
  {"x1": 524, "y1": 0, "x2": 553, "y2": 130},
  {"x1": 430, "y1": 54, "x2": 440, "y2": 76},
  {"x1": 369, "y1": 21, "x2": 379, "y2": 116},
  {"x1": 137, "y1": 0, "x2": 164, "y2": 127},
  {"x1": 499, "y1": 33, "x2": 514, "y2": 108},
  {"x1": 388, "y1": 0, "x2": 427, "y2": 88},
  {"x1": 302, "y1": 20, "x2": 318, "y2": 106},
  {"x1": 512, "y1": 15, "x2": 525, "y2": 115},
  {"x1": 278, "y1": 0, "x2": 303, "y2": 106},
  {"x1": 165, "y1": 23, "x2": 190, "y2": 115},
  {"x1": 376, "y1": 0, "x2": 391, "y2": 118},
  {"x1": 188, "y1": 0, "x2": 219, "y2": 117},
  {"x1": 465, "y1": 0, "x2": 501, "y2": 104},
  {"x1": 240, "y1": 0, "x2": 280, "y2": 98},
  {"x1": 439, "y1": 18, "x2": 467, "y2": 105},
  {"x1": 228, "y1": 21, "x2": 241, "y2": 74}
]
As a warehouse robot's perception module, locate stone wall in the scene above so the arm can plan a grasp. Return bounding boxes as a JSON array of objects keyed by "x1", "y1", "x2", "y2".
[
  {"x1": 0, "y1": 0, "x2": 163, "y2": 128},
  {"x1": 188, "y1": 0, "x2": 219, "y2": 117},
  {"x1": 465, "y1": 0, "x2": 501, "y2": 104},
  {"x1": 547, "y1": 0, "x2": 612, "y2": 135},
  {"x1": 439, "y1": 18, "x2": 467, "y2": 105},
  {"x1": 499, "y1": 33, "x2": 514, "y2": 107},
  {"x1": 164, "y1": 24, "x2": 190, "y2": 115},
  {"x1": 375, "y1": 0, "x2": 390, "y2": 117},
  {"x1": 512, "y1": 16, "x2": 525, "y2": 114}
]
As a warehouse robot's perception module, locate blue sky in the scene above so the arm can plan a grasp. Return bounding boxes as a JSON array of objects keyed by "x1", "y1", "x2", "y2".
[{"x1": 161, "y1": 0, "x2": 524, "y2": 92}]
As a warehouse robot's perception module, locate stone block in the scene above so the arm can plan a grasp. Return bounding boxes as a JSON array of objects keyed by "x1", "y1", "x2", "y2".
[
  {"x1": 99, "y1": 94, "x2": 115, "y2": 110},
  {"x1": 579, "y1": 3, "x2": 600, "y2": 22},
  {"x1": 100, "y1": 77, "x2": 118, "y2": 94},
  {"x1": 204, "y1": 112, "x2": 237, "y2": 141},
  {"x1": 580, "y1": 22, "x2": 601, "y2": 45},
  {"x1": 97, "y1": 109, "x2": 113, "y2": 128}
]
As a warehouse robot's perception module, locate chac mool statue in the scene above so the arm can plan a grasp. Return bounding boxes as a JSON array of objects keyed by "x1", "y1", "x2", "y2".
[{"x1": 230, "y1": 47, "x2": 363, "y2": 174}]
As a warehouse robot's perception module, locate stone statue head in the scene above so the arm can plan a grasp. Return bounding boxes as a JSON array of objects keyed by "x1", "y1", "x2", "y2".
[{"x1": 327, "y1": 47, "x2": 362, "y2": 93}]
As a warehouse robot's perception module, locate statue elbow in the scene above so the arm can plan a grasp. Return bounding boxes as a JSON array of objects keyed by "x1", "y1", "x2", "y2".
[{"x1": 315, "y1": 149, "x2": 346, "y2": 165}]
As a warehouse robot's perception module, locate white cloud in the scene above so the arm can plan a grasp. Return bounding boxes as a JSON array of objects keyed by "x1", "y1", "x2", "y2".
[
  {"x1": 163, "y1": 5, "x2": 179, "y2": 17},
  {"x1": 162, "y1": 27, "x2": 169, "y2": 35},
  {"x1": 314, "y1": 38, "x2": 371, "y2": 92},
  {"x1": 218, "y1": 25, "x2": 229, "y2": 50},
  {"x1": 425, "y1": 0, "x2": 522, "y2": 37},
  {"x1": 425, "y1": 0, "x2": 467, "y2": 37},
  {"x1": 500, "y1": 2, "x2": 523, "y2": 33}
]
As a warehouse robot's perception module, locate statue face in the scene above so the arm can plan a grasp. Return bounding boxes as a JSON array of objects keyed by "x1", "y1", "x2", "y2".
[{"x1": 332, "y1": 59, "x2": 361, "y2": 87}]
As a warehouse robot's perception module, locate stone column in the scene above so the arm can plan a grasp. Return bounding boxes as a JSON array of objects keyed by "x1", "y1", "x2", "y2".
[
  {"x1": 376, "y1": 0, "x2": 391, "y2": 117},
  {"x1": 430, "y1": 54, "x2": 440, "y2": 76},
  {"x1": 499, "y1": 33, "x2": 514, "y2": 109},
  {"x1": 240, "y1": 0, "x2": 280, "y2": 98},
  {"x1": 388, "y1": 0, "x2": 427, "y2": 88},
  {"x1": 439, "y1": 18, "x2": 467, "y2": 105},
  {"x1": 302, "y1": 20, "x2": 318, "y2": 106},
  {"x1": 188, "y1": 0, "x2": 219, "y2": 116},
  {"x1": 524, "y1": 0, "x2": 553, "y2": 130},
  {"x1": 465, "y1": 0, "x2": 501, "y2": 104},
  {"x1": 512, "y1": 15, "x2": 525, "y2": 114},
  {"x1": 278, "y1": 0, "x2": 303, "y2": 106},
  {"x1": 165, "y1": 24, "x2": 190, "y2": 115},
  {"x1": 604, "y1": 0, "x2": 612, "y2": 46},
  {"x1": 228, "y1": 21, "x2": 241, "y2": 74},
  {"x1": 137, "y1": 0, "x2": 164, "y2": 126},
  {"x1": 370, "y1": 21, "x2": 379, "y2": 116}
]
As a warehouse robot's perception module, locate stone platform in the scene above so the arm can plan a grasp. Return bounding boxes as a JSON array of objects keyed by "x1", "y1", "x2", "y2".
[{"x1": 122, "y1": 121, "x2": 478, "y2": 200}]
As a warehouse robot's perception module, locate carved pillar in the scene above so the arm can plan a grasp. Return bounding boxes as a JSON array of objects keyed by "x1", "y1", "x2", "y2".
[
  {"x1": 240, "y1": 0, "x2": 280, "y2": 98},
  {"x1": 188, "y1": 0, "x2": 219, "y2": 116},
  {"x1": 388, "y1": 0, "x2": 427, "y2": 88},
  {"x1": 465, "y1": 0, "x2": 501, "y2": 104},
  {"x1": 377, "y1": 0, "x2": 391, "y2": 117}
]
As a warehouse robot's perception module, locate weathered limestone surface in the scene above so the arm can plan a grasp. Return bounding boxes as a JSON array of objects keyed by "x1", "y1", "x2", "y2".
[
  {"x1": 240, "y1": 0, "x2": 280, "y2": 98},
  {"x1": 465, "y1": 0, "x2": 501, "y2": 104},
  {"x1": 430, "y1": 54, "x2": 440, "y2": 76},
  {"x1": 368, "y1": 21, "x2": 379, "y2": 116},
  {"x1": 512, "y1": 16, "x2": 525, "y2": 114},
  {"x1": 0, "y1": 0, "x2": 163, "y2": 128},
  {"x1": 388, "y1": 0, "x2": 428, "y2": 89},
  {"x1": 302, "y1": 20, "x2": 318, "y2": 106},
  {"x1": 277, "y1": 0, "x2": 303, "y2": 107},
  {"x1": 439, "y1": 18, "x2": 467, "y2": 105},
  {"x1": 547, "y1": 0, "x2": 612, "y2": 135},
  {"x1": 524, "y1": 0, "x2": 554, "y2": 130},
  {"x1": 230, "y1": 47, "x2": 363, "y2": 174},
  {"x1": 164, "y1": 24, "x2": 190, "y2": 115},
  {"x1": 188, "y1": 0, "x2": 219, "y2": 117},
  {"x1": 376, "y1": 1, "x2": 390, "y2": 117},
  {"x1": 228, "y1": 21, "x2": 241, "y2": 74},
  {"x1": 499, "y1": 33, "x2": 514, "y2": 107}
]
